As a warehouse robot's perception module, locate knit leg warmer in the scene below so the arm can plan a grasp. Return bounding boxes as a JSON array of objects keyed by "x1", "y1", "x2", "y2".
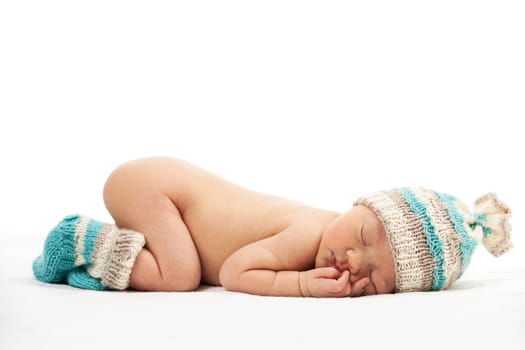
[{"x1": 33, "y1": 215, "x2": 145, "y2": 290}]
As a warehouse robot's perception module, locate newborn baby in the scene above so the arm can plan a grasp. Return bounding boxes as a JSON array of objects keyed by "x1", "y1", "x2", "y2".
[{"x1": 33, "y1": 157, "x2": 513, "y2": 297}]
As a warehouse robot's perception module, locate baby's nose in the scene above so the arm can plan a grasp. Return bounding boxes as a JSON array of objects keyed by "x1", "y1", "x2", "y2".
[{"x1": 347, "y1": 251, "x2": 369, "y2": 278}]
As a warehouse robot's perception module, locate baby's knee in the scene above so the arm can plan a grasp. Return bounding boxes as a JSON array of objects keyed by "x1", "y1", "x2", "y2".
[
  {"x1": 163, "y1": 270, "x2": 201, "y2": 292},
  {"x1": 130, "y1": 248, "x2": 201, "y2": 292},
  {"x1": 150, "y1": 261, "x2": 201, "y2": 292}
]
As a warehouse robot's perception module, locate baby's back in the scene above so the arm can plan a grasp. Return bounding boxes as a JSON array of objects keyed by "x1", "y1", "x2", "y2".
[{"x1": 162, "y1": 157, "x2": 325, "y2": 284}]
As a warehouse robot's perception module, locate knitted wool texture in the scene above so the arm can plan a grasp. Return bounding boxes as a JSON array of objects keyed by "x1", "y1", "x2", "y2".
[
  {"x1": 33, "y1": 215, "x2": 145, "y2": 290},
  {"x1": 354, "y1": 187, "x2": 512, "y2": 292}
]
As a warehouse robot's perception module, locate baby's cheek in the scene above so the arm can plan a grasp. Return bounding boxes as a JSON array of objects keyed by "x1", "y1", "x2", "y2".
[{"x1": 362, "y1": 279, "x2": 377, "y2": 296}]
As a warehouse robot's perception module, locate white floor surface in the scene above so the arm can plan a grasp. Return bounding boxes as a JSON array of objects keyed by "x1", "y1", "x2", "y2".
[{"x1": 1, "y1": 233, "x2": 525, "y2": 350}]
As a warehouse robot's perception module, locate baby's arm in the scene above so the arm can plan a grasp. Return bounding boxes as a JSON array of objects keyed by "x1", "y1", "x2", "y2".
[{"x1": 219, "y1": 229, "x2": 365, "y2": 297}]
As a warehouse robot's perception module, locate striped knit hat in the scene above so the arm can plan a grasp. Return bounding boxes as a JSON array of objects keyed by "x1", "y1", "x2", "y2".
[{"x1": 354, "y1": 187, "x2": 512, "y2": 292}]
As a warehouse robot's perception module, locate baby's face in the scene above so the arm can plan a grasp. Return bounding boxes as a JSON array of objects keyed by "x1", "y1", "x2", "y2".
[{"x1": 315, "y1": 205, "x2": 396, "y2": 296}]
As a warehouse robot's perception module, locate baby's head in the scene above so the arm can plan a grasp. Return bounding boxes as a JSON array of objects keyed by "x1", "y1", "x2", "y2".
[{"x1": 354, "y1": 187, "x2": 513, "y2": 293}]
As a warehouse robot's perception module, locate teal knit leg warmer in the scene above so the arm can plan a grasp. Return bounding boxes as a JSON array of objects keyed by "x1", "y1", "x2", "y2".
[
  {"x1": 33, "y1": 214, "x2": 145, "y2": 290},
  {"x1": 67, "y1": 267, "x2": 108, "y2": 291}
]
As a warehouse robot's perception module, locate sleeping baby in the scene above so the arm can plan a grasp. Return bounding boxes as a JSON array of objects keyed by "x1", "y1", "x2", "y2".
[{"x1": 33, "y1": 156, "x2": 513, "y2": 297}]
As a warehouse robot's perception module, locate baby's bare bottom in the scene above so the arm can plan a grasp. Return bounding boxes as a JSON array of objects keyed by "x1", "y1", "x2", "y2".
[{"x1": 103, "y1": 157, "x2": 201, "y2": 291}]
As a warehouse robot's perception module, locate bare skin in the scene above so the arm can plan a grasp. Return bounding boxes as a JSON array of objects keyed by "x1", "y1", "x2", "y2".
[{"x1": 103, "y1": 156, "x2": 395, "y2": 297}]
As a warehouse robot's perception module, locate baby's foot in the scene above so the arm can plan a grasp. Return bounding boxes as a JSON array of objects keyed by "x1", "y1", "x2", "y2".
[
  {"x1": 33, "y1": 214, "x2": 145, "y2": 290},
  {"x1": 67, "y1": 267, "x2": 109, "y2": 291},
  {"x1": 32, "y1": 215, "x2": 106, "y2": 283}
]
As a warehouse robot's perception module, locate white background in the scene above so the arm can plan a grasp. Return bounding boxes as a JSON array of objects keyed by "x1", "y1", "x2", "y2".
[{"x1": 1, "y1": 1, "x2": 524, "y2": 269}]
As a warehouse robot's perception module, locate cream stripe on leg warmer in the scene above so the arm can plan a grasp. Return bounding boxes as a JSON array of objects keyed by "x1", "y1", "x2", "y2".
[{"x1": 33, "y1": 215, "x2": 145, "y2": 290}]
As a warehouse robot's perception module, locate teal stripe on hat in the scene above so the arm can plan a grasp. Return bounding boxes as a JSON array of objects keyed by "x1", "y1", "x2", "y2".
[
  {"x1": 82, "y1": 219, "x2": 104, "y2": 266},
  {"x1": 435, "y1": 192, "x2": 478, "y2": 276},
  {"x1": 472, "y1": 213, "x2": 492, "y2": 237},
  {"x1": 398, "y1": 188, "x2": 446, "y2": 291}
]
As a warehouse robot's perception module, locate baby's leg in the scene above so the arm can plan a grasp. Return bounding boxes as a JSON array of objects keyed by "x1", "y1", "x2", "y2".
[
  {"x1": 32, "y1": 214, "x2": 144, "y2": 290},
  {"x1": 103, "y1": 158, "x2": 201, "y2": 292}
]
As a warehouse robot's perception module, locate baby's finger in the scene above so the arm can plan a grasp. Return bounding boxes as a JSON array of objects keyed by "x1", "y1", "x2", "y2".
[
  {"x1": 316, "y1": 267, "x2": 341, "y2": 279},
  {"x1": 337, "y1": 270, "x2": 350, "y2": 283},
  {"x1": 336, "y1": 270, "x2": 351, "y2": 296},
  {"x1": 323, "y1": 270, "x2": 350, "y2": 297},
  {"x1": 350, "y1": 277, "x2": 370, "y2": 297}
]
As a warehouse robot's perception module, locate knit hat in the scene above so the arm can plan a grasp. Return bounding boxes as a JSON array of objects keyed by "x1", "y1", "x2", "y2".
[{"x1": 354, "y1": 187, "x2": 512, "y2": 292}]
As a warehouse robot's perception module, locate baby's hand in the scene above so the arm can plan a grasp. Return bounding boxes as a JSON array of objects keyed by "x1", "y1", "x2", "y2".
[
  {"x1": 299, "y1": 268, "x2": 370, "y2": 298},
  {"x1": 299, "y1": 267, "x2": 350, "y2": 297}
]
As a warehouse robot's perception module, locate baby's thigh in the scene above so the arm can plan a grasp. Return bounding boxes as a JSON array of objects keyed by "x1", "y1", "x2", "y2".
[{"x1": 103, "y1": 158, "x2": 201, "y2": 290}]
